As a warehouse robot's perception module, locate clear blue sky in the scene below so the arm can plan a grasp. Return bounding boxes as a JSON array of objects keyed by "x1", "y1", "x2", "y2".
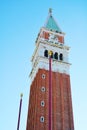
[{"x1": 0, "y1": 0, "x2": 87, "y2": 130}]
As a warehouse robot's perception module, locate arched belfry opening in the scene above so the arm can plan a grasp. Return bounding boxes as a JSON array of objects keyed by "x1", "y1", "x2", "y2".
[
  {"x1": 59, "y1": 53, "x2": 63, "y2": 61},
  {"x1": 44, "y1": 50, "x2": 48, "y2": 57},
  {"x1": 54, "y1": 52, "x2": 58, "y2": 60}
]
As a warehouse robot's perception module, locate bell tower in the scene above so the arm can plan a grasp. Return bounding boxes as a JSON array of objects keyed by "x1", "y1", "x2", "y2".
[{"x1": 26, "y1": 9, "x2": 74, "y2": 130}]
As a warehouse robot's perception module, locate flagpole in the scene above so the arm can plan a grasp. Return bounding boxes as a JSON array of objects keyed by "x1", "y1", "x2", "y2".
[
  {"x1": 49, "y1": 51, "x2": 52, "y2": 130},
  {"x1": 17, "y1": 93, "x2": 23, "y2": 130}
]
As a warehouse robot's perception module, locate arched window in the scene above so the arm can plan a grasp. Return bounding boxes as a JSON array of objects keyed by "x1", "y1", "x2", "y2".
[
  {"x1": 54, "y1": 52, "x2": 58, "y2": 60},
  {"x1": 59, "y1": 53, "x2": 63, "y2": 61},
  {"x1": 44, "y1": 50, "x2": 48, "y2": 57}
]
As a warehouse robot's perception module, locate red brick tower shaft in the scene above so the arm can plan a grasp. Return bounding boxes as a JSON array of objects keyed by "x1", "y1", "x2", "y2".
[{"x1": 26, "y1": 9, "x2": 74, "y2": 130}]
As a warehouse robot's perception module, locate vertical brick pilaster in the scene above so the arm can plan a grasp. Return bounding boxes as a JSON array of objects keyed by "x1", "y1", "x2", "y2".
[
  {"x1": 67, "y1": 76, "x2": 74, "y2": 130},
  {"x1": 60, "y1": 74, "x2": 65, "y2": 130}
]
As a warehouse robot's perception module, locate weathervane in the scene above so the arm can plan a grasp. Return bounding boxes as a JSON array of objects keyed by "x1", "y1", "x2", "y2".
[{"x1": 49, "y1": 8, "x2": 52, "y2": 15}]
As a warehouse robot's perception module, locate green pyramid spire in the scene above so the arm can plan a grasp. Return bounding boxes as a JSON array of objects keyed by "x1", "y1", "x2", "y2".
[{"x1": 45, "y1": 9, "x2": 62, "y2": 33}]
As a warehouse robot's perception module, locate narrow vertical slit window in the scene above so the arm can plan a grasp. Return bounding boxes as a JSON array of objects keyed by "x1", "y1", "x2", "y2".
[
  {"x1": 42, "y1": 74, "x2": 46, "y2": 79},
  {"x1": 41, "y1": 86, "x2": 46, "y2": 92},
  {"x1": 40, "y1": 116, "x2": 44, "y2": 122},
  {"x1": 41, "y1": 101, "x2": 45, "y2": 107}
]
